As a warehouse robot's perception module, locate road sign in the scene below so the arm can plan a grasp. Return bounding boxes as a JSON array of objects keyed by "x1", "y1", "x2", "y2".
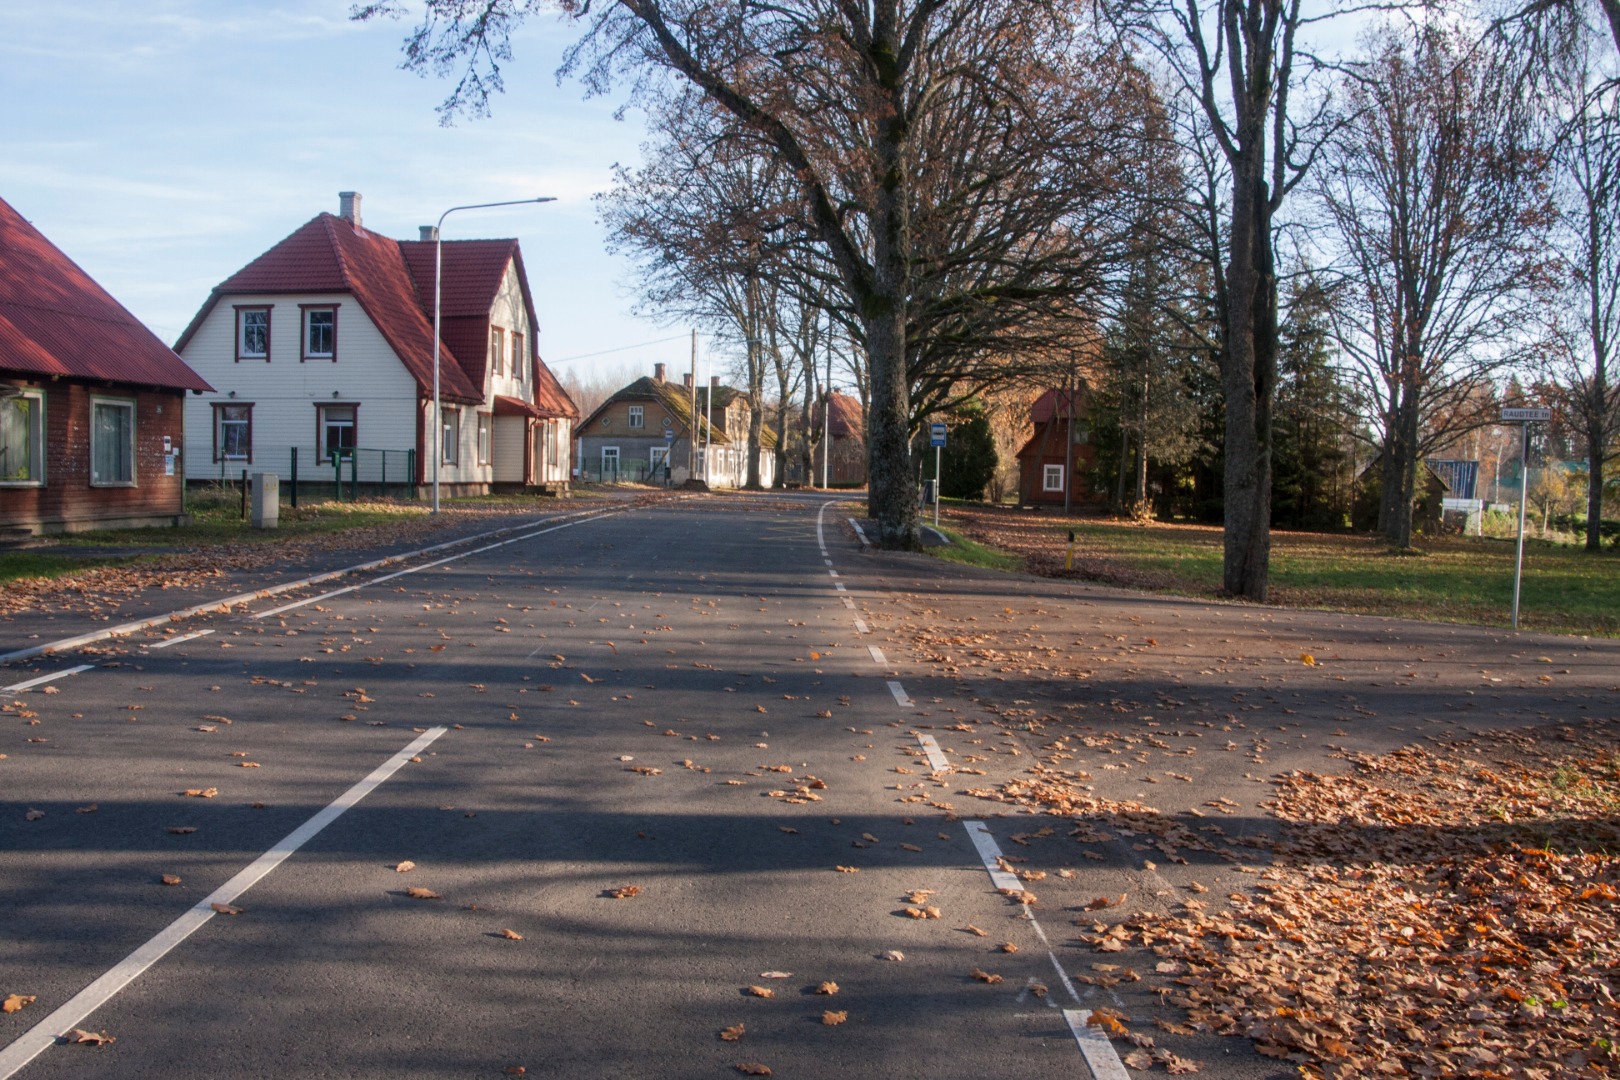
[
  {"x1": 664, "y1": 428, "x2": 675, "y2": 442},
  {"x1": 1501, "y1": 407, "x2": 1551, "y2": 422},
  {"x1": 929, "y1": 422, "x2": 947, "y2": 447}
]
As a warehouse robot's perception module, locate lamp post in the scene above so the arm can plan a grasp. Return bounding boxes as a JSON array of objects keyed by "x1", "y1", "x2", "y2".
[{"x1": 432, "y1": 197, "x2": 555, "y2": 513}]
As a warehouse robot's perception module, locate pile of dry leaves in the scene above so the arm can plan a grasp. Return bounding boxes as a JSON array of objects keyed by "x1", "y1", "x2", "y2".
[{"x1": 979, "y1": 720, "x2": 1620, "y2": 1076}]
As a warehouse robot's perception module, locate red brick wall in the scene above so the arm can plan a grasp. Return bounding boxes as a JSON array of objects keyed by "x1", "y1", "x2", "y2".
[{"x1": 0, "y1": 379, "x2": 188, "y2": 532}]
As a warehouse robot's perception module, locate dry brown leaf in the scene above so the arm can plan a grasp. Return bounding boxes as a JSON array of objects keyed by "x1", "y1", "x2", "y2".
[
  {"x1": 821, "y1": 1010, "x2": 848, "y2": 1026},
  {"x1": 744, "y1": 985, "x2": 774, "y2": 999},
  {"x1": 24, "y1": 809, "x2": 44, "y2": 821},
  {"x1": 608, "y1": 885, "x2": 641, "y2": 899},
  {"x1": 3, "y1": 994, "x2": 35, "y2": 1014},
  {"x1": 210, "y1": 902, "x2": 243, "y2": 915},
  {"x1": 405, "y1": 887, "x2": 440, "y2": 900},
  {"x1": 880, "y1": 949, "x2": 904, "y2": 961},
  {"x1": 75, "y1": 804, "x2": 98, "y2": 814},
  {"x1": 719, "y1": 1023, "x2": 745, "y2": 1042},
  {"x1": 970, "y1": 969, "x2": 1003, "y2": 984},
  {"x1": 504, "y1": 1067, "x2": 527, "y2": 1076},
  {"x1": 395, "y1": 860, "x2": 416, "y2": 873},
  {"x1": 734, "y1": 1064, "x2": 772, "y2": 1077},
  {"x1": 182, "y1": 787, "x2": 219, "y2": 799},
  {"x1": 500, "y1": 928, "x2": 524, "y2": 940},
  {"x1": 1124, "y1": 1049, "x2": 1153, "y2": 1070},
  {"x1": 166, "y1": 826, "x2": 196, "y2": 835},
  {"x1": 999, "y1": 942, "x2": 1019, "y2": 954},
  {"x1": 160, "y1": 874, "x2": 182, "y2": 886},
  {"x1": 963, "y1": 924, "x2": 987, "y2": 937},
  {"x1": 60, "y1": 1029, "x2": 114, "y2": 1046},
  {"x1": 1086, "y1": 1009, "x2": 1128, "y2": 1036},
  {"x1": 815, "y1": 981, "x2": 839, "y2": 995}
]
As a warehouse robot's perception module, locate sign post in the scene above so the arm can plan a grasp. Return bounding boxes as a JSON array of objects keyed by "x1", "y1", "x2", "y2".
[
  {"x1": 1501, "y1": 407, "x2": 1551, "y2": 629},
  {"x1": 929, "y1": 422, "x2": 947, "y2": 530}
]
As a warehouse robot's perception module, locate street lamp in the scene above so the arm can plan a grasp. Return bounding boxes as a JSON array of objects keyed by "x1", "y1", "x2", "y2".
[{"x1": 432, "y1": 196, "x2": 556, "y2": 513}]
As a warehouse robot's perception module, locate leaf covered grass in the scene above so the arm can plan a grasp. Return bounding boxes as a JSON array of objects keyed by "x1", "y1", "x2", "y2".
[
  {"x1": 938, "y1": 505, "x2": 1620, "y2": 636},
  {"x1": 0, "y1": 552, "x2": 138, "y2": 586}
]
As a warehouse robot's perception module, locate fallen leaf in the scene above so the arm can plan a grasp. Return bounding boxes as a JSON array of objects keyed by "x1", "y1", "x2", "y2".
[
  {"x1": 760, "y1": 971, "x2": 791, "y2": 979},
  {"x1": 60, "y1": 1029, "x2": 115, "y2": 1046},
  {"x1": 881, "y1": 950, "x2": 905, "y2": 962},
  {"x1": 24, "y1": 809, "x2": 44, "y2": 821},
  {"x1": 395, "y1": 860, "x2": 416, "y2": 873},
  {"x1": 720, "y1": 1023, "x2": 745, "y2": 1042},
  {"x1": 970, "y1": 969, "x2": 1003, "y2": 984},
  {"x1": 405, "y1": 887, "x2": 441, "y2": 900},
  {"x1": 999, "y1": 942, "x2": 1019, "y2": 954},
  {"x1": 608, "y1": 885, "x2": 641, "y2": 899},
  {"x1": 182, "y1": 787, "x2": 219, "y2": 799},
  {"x1": 2, "y1": 994, "x2": 35, "y2": 1014},
  {"x1": 744, "y1": 986, "x2": 774, "y2": 999},
  {"x1": 166, "y1": 826, "x2": 196, "y2": 835},
  {"x1": 835, "y1": 865, "x2": 860, "y2": 873},
  {"x1": 964, "y1": 924, "x2": 987, "y2": 937},
  {"x1": 1124, "y1": 1049, "x2": 1153, "y2": 1070},
  {"x1": 75, "y1": 804, "x2": 98, "y2": 814},
  {"x1": 500, "y1": 928, "x2": 524, "y2": 940},
  {"x1": 160, "y1": 874, "x2": 182, "y2": 886},
  {"x1": 735, "y1": 1064, "x2": 772, "y2": 1077},
  {"x1": 822, "y1": 1010, "x2": 848, "y2": 1026},
  {"x1": 210, "y1": 902, "x2": 243, "y2": 915},
  {"x1": 815, "y1": 981, "x2": 840, "y2": 995},
  {"x1": 504, "y1": 1067, "x2": 527, "y2": 1076}
]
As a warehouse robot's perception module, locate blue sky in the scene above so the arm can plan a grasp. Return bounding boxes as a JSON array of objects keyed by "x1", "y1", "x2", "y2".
[{"x1": 0, "y1": 1, "x2": 692, "y2": 384}]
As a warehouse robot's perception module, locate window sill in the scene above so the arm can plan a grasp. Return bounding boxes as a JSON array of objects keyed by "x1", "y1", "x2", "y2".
[
  {"x1": 0, "y1": 480, "x2": 45, "y2": 488},
  {"x1": 90, "y1": 481, "x2": 139, "y2": 489}
]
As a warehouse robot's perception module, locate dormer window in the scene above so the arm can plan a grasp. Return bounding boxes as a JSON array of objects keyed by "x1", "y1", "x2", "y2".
[
  {"x1": 301, "y1": 305, "x2": 338, "y2": 361},
  {"x1": 235, "y1": 306, "x2": 271, "y2": 362}
]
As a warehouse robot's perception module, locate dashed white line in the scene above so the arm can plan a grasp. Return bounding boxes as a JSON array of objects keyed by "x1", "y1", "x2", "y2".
[
  {"x1": 962, "y1": 821, "x2": 1026, "y2": 892},
  {"x1": 853, "y1": 618, "x2": 869, "y2": 634},
  {"x1": 0, "y1": 726, "x2": 448, "y2": 1080},
  {"x1": 828, "y1": 570, "x2": 840, "y2": 578},
  {"x1": 1064, "y1": 1011, "x2": 1133, "y2": 1080},
  {"x1": 834, "y1": 582, "x2": 847, "y2": 592},
  {"x1": 144, "y1": 630, "x2": 215, "y2": 650},
  {"x1": 847, "y1": 517, "x2": 871, "y2": 547},
  {"x1": 1, "y1": 665, "x2": 96, "y2": 693},
  {"x1": 867, "y1": 645, "x2": 887, "y2": 665},
  {"x1": 841, "y1": 597, "x2": 856, "y2": 609},
  {"x1": 886, "y1": 680, "x2": 913, "y2": 707},
  {"x1": 915, "y1": 733, "x2": 951, "y2": 772}
]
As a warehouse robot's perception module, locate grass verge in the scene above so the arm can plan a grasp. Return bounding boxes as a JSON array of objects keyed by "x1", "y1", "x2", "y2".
[{"x1": 0, "y1": 552, "x2": 139, "y2": 585}]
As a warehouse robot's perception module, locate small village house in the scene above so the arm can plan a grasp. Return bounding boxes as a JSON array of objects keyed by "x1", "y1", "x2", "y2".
[
  {"x1": 810, "y1": 391, "x2": 866, "y2": 487},
  {"x1": 1014, "y1": 387, "x2": 1104, "y2": 508},
  {"x1": 0, "y1": 194, "x2": 212, "y2": 536}
]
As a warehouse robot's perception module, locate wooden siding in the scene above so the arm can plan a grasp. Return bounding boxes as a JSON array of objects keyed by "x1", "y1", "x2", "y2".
[
  {"x1": 0, "y1": 380, "x2": 187, "y2": 532},
  {"x1": 181, "y1": 291, "x2": 419, "y2": 485}
]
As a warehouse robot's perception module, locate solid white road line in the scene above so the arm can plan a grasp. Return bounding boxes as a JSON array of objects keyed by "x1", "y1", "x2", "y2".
[
  {"x1": 847, "y1": 517, "x2": 871, "y2": 547},
  {"x1": 915, "y1": 733, "x2": 951, "y2": 772},
  {"x1": 886, "y1": 680, "x2": 913, "y2": 708},
  {"x1": 962, "y1": 821, "x2": 1026, "y2": 893},
  {"x1": 144, "y1": 630, "x2": 215, "y2": 650},
  {"x1": 1063, "y1": 1011, "x2": 1134, "y2": 1080},
  {"x1": 0, "y1": 726, "x2": 447, "y2": 1080},
  {"x1": 252, "y1": 510, "x2": 622, "y2": 620},
  {"x1": 867, "y1": 645, "x2": 886, "y2": 665},
  {"x1": 0, "y1": 507, "x2": 623, "y2": 666},
  {"x1": 1, "y1": 664, "x2": 96, "y2": 693}
]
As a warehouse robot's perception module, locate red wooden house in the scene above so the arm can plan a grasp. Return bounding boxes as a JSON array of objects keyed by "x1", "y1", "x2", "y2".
[
  {"x1": 0, "y1": 195, "x2": 212, "y2": 535},
  {"x1": 1014, "y1": 387, "x2": 1103, "y2": 508}
]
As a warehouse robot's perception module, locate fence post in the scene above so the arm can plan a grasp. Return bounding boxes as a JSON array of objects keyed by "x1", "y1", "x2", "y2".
[
  {"x1": 240, "y1": 469, "x2": 248, "y2": 520},
  {"x1": 290, "y1": 447, "x2": 299, "y2": 509},
  {"x1": 381, "y1": 450, "x2": 388, "y2": 495},
  {"x1": 332, "y1": 451, "x2": 341, "y2": 500},
  {"x1": 408, "y1": 450, "x2": 417, "y2": 499},
  {"x1": 350, "y1": 451, "x2": 358, "y2": 501}
]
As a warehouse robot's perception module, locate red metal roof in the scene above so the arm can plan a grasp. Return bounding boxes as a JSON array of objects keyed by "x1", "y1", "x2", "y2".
[
  {"x1": 813, "y1": 391, "x2": 864, "y2": 440},
  {"x1": 397, "y1": 239, "x2": 524, "y2": 393},
  {"x1": 492, "y1": 394, "x2": 541, "y2": 418},
  {"x1": 530, "y1": 356, "x2": 579, "y2": 419},
  {"x1": 1029, "y1": 388, "x2": 1085, "y2": 423},
  {"x1": 0, "y1": 195, "x2": 211, "y2": 391}
]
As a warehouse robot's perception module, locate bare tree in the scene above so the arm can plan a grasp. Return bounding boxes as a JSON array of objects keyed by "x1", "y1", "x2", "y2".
[
  {"x1": 358, "y1": 0, "x2": 1146, "y2": 549},
  {"x1": 1107, "y1": 0, "x2": 1346, "y2": 599},
  {"x1": 1544, "y1": 39, "x2": 1620, "y2": 549},
  {"x1": 1316, "y1": 24, "x2": 1550, "y2": 548}
]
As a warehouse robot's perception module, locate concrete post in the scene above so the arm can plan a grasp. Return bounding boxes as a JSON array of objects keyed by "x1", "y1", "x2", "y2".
[{"x1": 251, "y1": 472, "x2": 280, "y2": 529}]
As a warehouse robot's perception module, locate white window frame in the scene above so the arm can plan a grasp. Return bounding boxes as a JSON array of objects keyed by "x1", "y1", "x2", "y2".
[
  {"x1": 236, "y1": 306, "x2": 271, "y2": 361},
  {"x1": 1042, "y1": 464, "x2": 1065, "y2": 492},
  {"x1": 90, "y1": 396, "x2": 137, "y2": 487},
  {"x1": 476, "y1": 412, "x2": 492, "y2": 466},
  {"x1": 0, "y1": 389, "x2": 45, "y2": 486},
  {"x1": 490, "y1": 327, "x2": 505, "y2": 377},
  {"x1": 441, "y1": 407, "x2": 460, "y2": 466},
  {"x1": 627, "y1": 405, "x2": 644, "y2": 429},
  {"x1": 512, "y1": 331, "x2": 524, "y2": 383},
  {"x1": 319, "y1": 404, "x2": 357, "y2": 462},
  {"x1": 302, "y1": 306, "x2": 337, "y2": 361},
  {"x1": 601, "y1": 446, "x2": 620, "y2": 475}
]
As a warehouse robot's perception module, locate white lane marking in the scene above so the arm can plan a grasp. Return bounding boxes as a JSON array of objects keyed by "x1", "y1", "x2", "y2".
[
  {"x1": 0, "y1": 726, "x2": 447, "y2": 1080},
  {"x1": 1, "y1": 665, "x2": 95, "y2": 693},
  {"x1": 144, "y1": 630, "x2": 215, "y2": 650},
  {"x1": 886, "y1": 680, "x2": 913, "y2": 708},
  {"x1": 847, "y1": 517, "x2": 871, "y2": 547},
  {"x1": 963, "y1": 821, "x2": 1025, "y2": 893},
  {"x1": 867, "y1": 645, "x2": 886, "y2": 665},
  {"x1": 828, "y1": 570, "x2": 840, "y2": 578},
  {"x1": 853, "y1": 618, "x2": 869, "y2": 634},
  {"x1": 0, "y1": 507, "x2": 624, "y2": 666},
  {"x1": 834, "y1": 582, "x2": 846, "y2": 592},
  {"x1": 841, "y1": 597, "x2": 856, "y2": 609},
  {"x1": 1063, "y1": 1011, "x2": 1133, "y2": 1080},
  {"x1": 823, "y1": 558, "x2": 833, "y2": 566},
  {"x1": 815, "y1": 499, "x2": 836, "y2": 555},
  {"x1": 253, "y1": 512, "x2": 617, "y2": 620},
  {"x1": 915, "y1": 733, "x2": 951, "y2": 772}
]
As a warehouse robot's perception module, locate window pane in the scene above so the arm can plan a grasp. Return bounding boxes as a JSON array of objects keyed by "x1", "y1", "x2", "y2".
[
  {"x1": 93, "y1": 402, "x2": 132, "y2": 483},
  {"x1": 306, "y1": 310, "x2": 334, "y2": 356},
  {"x1": 0, "y1": 397, "x2": 38, "y2": 482},
  {"x1": 240, "y1": 310, "x2": 268, "y2": 357}
]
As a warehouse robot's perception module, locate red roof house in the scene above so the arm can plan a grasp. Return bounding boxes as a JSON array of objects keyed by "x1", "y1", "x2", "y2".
[
  {"x1": 809, "y1": 391, "x2": 866, "y2": 487},
  {"x1": 175, "y1": 193, "x2": 577, "y2": 496},
  {"x1": 0, "y1": 193, "x2": 212, "y2": 535},
  {"x1": 1015, "y1": 387, "x2": 1104, "y2": 508}
]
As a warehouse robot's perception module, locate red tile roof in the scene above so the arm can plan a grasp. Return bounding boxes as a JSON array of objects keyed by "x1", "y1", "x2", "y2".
[
  {"x1": 813, "y1": 391, "x2": 865, "y2": 440},
  {"x1": 0, "y1": 195, "x2": 211, "y2": 391}
]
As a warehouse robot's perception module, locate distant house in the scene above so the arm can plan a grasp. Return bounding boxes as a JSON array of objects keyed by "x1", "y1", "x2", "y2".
[
  {"x1": 175, "y1": 192, "x2": 577, "y2": 497},
  {"x1": 1014, "y1": 387, "x2": 1103, "y2": 508},
  {"x1": 1354, "y1": 460, "x2": 1451, "y2": 534},
  {"x1": 575, "y1": 363, "x2": 776, "y2": 487},
  {"x1": 810, "y1": 391, "x2": 866, "y2": 487},
  {"x1": 0, "y1": 194, "x2": 212, "y2": 535}
]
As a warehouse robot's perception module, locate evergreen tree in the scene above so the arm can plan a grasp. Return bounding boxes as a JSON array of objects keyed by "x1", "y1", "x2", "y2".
[
  {"x1": 937, "y1": 401, "x2": 998, "y2": 500},
  {"x1": 1273, "y1": 279, "x2": 1356, "y2": 530}
]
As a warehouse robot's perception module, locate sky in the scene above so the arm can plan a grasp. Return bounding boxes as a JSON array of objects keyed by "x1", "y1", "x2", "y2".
[{"x1": 0, "y1": 1, "x2": 700, "y2": 387}]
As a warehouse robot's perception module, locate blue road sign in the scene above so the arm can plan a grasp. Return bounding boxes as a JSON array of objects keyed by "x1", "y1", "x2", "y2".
[{"x1": 929, "y1": 422, "x2": 947, "y2": 448}]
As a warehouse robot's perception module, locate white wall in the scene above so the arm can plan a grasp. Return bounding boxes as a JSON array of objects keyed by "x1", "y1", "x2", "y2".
[{"x1": 181, "y1": 292, "x2": 420, "y2": 487}]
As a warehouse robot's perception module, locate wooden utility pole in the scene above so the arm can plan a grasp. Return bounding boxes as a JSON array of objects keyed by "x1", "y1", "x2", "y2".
[{"x1": 688, "y1": 329, "x2": 698, "y2": 480}]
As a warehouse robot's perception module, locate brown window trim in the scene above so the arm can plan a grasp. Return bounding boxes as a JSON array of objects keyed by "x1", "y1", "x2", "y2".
[
  {"x1": 314, "y1": 401, "x2": 360, "y2": 462},
  {"x1": 299, "y1": 303, "x2": 341, "y2": 363},
  {"x1": 233, "y1": 304, "x2": 273, "y2": 363},
  {"x1": 212, "y1": 401, "x2": 255, "y2": 464},
  {"x1": 477, "y1": 411, "x2": 493, "y2": 466}
]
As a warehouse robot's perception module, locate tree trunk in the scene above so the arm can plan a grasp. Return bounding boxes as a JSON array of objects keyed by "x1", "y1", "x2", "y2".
[
  {"x1": 1587, "y1": 415, "x2": 1607, "y2": 551},
  {"x1": 1220, "y1": 169, "x2": 1276, "y2": 600}
]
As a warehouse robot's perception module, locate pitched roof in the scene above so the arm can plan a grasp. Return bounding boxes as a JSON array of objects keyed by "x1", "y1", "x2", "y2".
[
  {"x1": 1029, "y1": 387, "x2": 1087, "y2": 423},
  {"x1": 396, "y1": 238, "x2": 527, "y2": 393},
  {"x1": 530, "y1": 354, "x2": 579, "y2": 419},
  {"x1": 0, "y1": 195, "x2": 211, "y2": 391},
  {"x1": 173, "y1": 214, "x2": 494, "y2": 404},
  {"x1": 580, "y1": 375, "x2": 731, "y2": 444},
  {"x1": 813, "y1": 391, "x2": 864, "y2": 440}
]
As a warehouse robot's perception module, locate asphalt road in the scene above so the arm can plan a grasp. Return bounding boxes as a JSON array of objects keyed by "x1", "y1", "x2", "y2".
[{"x1": 2, "y1": 494, "x2": 1129, "y2": 1079}]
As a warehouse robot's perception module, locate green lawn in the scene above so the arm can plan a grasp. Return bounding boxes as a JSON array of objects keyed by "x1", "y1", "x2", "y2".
[
  {"x1": 941, "y1": 504, "x2": 1620, "y2": 637},
  {"x1": 0, "y1": 552, "x2": 138, "y2": 586}
]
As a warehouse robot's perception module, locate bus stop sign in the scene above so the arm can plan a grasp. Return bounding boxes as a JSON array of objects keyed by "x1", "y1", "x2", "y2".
[{"x1": 929, "y1": 422, "x2": 947, "y2": 448}]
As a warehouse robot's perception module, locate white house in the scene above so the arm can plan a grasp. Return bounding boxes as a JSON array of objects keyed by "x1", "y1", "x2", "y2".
[{"x1": 176, "y1": 192, "x2": 576, "y2": 497}]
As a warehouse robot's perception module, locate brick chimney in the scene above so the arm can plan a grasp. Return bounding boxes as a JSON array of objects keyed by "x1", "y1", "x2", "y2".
[
  {"x1": 711, "y1": 375, "x2": 721, "y2": 389},
  {"x1": 419, "y1": 225, "x2": 438, "y2": 242},
  {"x1": 654, "y1": 362, "x2": 666, "y2": 382},
  {"x1": 338, "y1": 191, "x2": 362, "y2": 227},
  {"x1": 683, "y1": 372, "x2": 693, "y2": 389}
]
